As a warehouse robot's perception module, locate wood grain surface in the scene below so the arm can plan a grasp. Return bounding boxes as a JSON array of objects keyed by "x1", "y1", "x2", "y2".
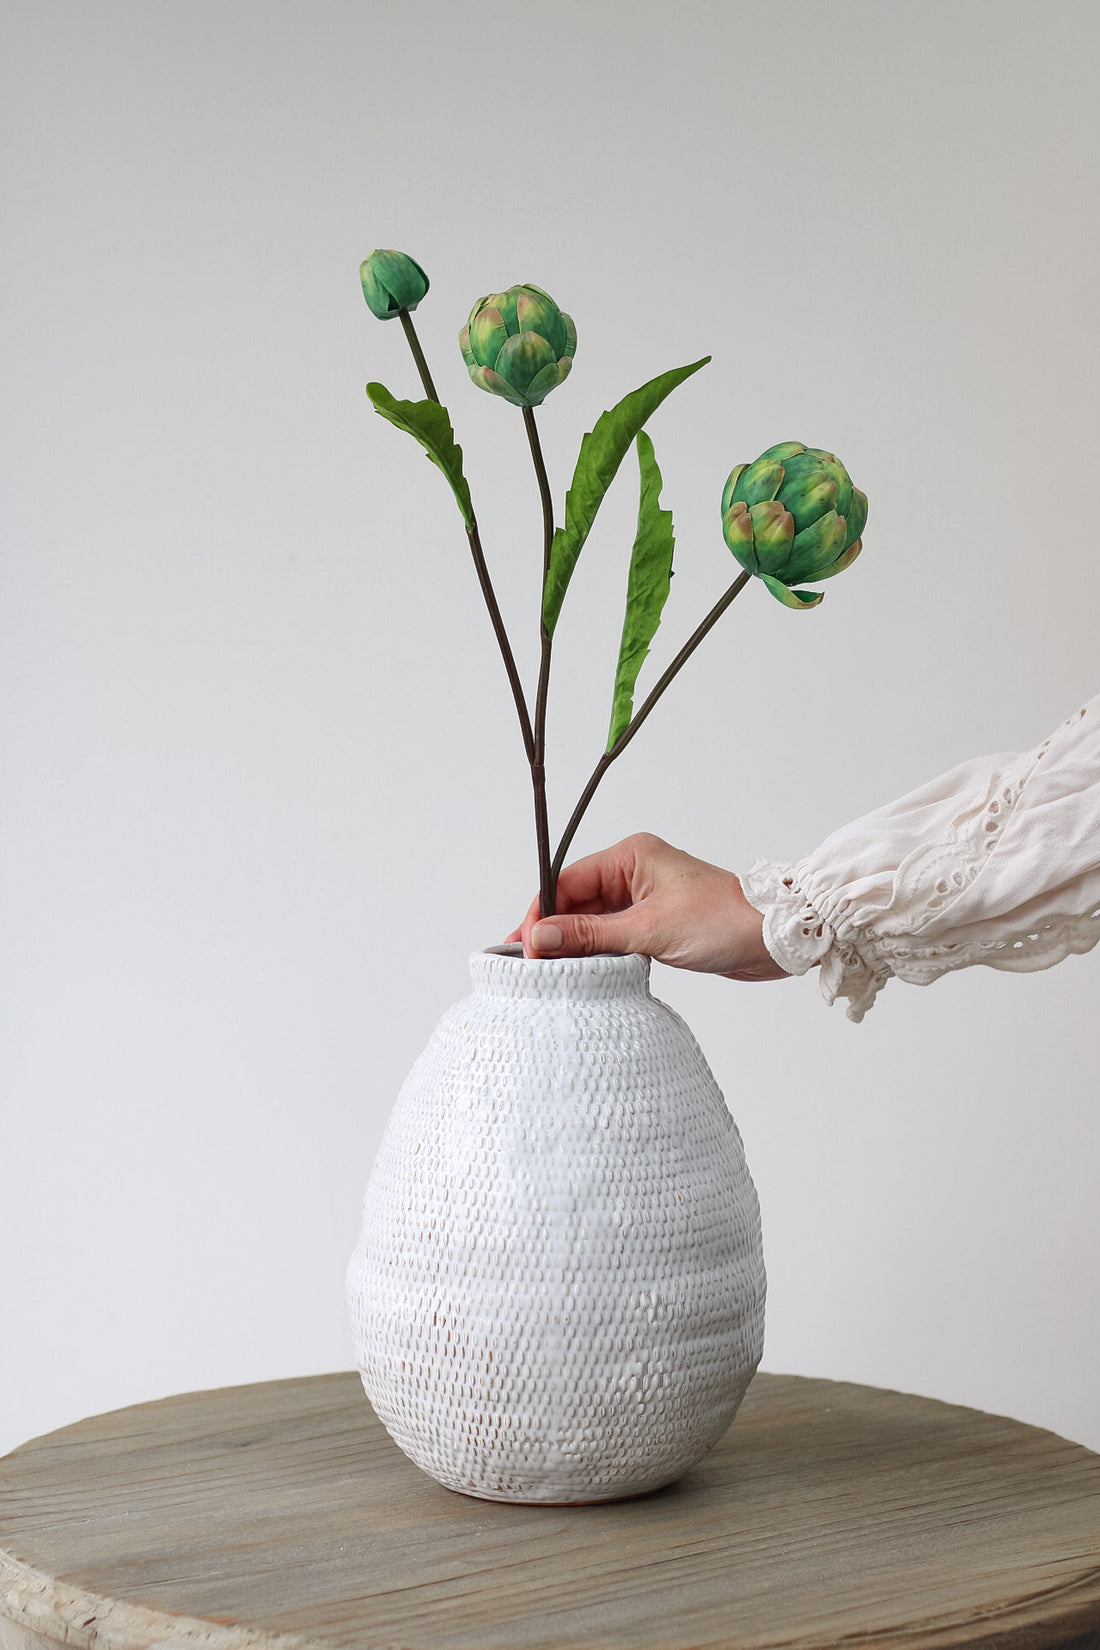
[{"x1": 1, "y1": 1372, "x2": 1098, "y2": 1650}]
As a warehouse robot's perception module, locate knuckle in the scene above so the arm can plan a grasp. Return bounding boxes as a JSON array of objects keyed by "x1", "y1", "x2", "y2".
[{"x1": 570, "y1": 914, "x2": 599, "y2": 955}]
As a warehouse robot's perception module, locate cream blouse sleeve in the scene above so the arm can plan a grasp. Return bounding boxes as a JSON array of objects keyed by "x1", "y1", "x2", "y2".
[{"x1": 740, "y1": 695, "x2": 1100, "y2": 1021}]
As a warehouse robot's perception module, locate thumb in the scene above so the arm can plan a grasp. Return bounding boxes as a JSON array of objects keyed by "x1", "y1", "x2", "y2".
[{"x1": 527, "y1": 908, "x2": 645, "y2": 959}]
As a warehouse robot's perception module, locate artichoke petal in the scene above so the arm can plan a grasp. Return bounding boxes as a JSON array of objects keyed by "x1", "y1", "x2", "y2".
[
  {"x1": 736, "y1": 457, "x2": 785, "y2": 508},
  {"x1": 774, "y1": 449, "x2": 825, "y2": 484},
  {"x1": 721, "y1": 464, "x2": 747, "y2": 519},
  {"x1": 470, "y1": 305, "x2": 508, "y2": 370},
  {"x1": 517, "y1": 289, "x2": 566, "y2": 357},
  {"x1": 359, "y1": 259, "x2": 392, "y2": 319},
  {"x1": 761, "y1": 574, "x2": 824, "y2": 609},
  {"x1": 523, "y1": 359, "x2": 567, "y2": 406},
  {"x1": 814, "y1": 537, "x2": 863, "y2": 581},
  {"x1": 747, "y1": 499, "x2": 795, "y2": 571},
  {"x1": 843, "y1": 487, "x2": 868, "y2": 549},
  {"x1": 494, "y1": 330, "x2": 556, "y2": 397},
  {"x1": 783, "y1": 508, "x2": 847, "y2": 582},
  {"x1": 458, "y1": 324, "x2": 476, "y2": 372},
  {"x1": 492, "y1": 286, "x2": 523, "y2": 334},
  {"x1": 722, "y1": 501, "x2": 757, "y2": 572},
  {"x1": 561, "y1": 310, "x2": 578, "y2": 360},
  {"x1": 800, "y1": 449, "x2": 852, "y2": 518},
  {"x1": 387, "y1": 249, "x2": 428, "y2": 306},
  {"x1": 470, "y1": 364, "x2": 529, "y2": 406},
  {"x1": 823, "y1": 458, "x2": 852, "y2": 519},
  {"x1": 757, "y1": 440, "x2": 805, "y2": 463},
  {"x1": 777, "y1": 469, "x2": 836, "y2": 534}
]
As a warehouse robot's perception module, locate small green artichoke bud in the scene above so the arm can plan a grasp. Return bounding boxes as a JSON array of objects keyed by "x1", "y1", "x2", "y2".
[
  {"x1": 721, "y1": 441, "x2": 867, "y2": 608},
  {"x1": 360, "y1": 249, "x2": 430, "y2": 320},
  {"x1": 459, "y1": 284, "x2": 576, "y2": 408}
]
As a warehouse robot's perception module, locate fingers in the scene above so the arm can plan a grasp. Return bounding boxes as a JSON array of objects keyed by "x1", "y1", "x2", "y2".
[
  {"x1": 514, "y1": 837, "x2": 667, "y2": 958},
  {"x1": 529, "y1": 906, "x2": 649, "y2": 960},
  {"x1": 544, "y1": 841, "x2": 640, "y2": 915},
  {"x1": 512, "y1": 893, "x2": 541, "y2": 953}
]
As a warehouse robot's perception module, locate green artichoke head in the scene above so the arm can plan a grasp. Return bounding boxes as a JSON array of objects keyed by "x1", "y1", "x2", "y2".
[
  {"x1": 459, "y1": 284, "x2": 576, "y2": 408},
  {"x1": 360, "y1": 249, "x2": 430, "y2": 320},
  {"x1": 721, "y1": 441, "x2": 867, "y2": 608}
]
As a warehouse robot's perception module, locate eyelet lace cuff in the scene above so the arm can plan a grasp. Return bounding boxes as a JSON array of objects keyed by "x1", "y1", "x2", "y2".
[{"x1": 741, "y1": 860, "x2": 888, "y2": 1022}]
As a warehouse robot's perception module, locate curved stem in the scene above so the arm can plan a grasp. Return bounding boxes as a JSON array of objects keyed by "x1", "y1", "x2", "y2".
[
  {"x1": 549, "y1": 569, "x2": 753, "y2": 896},
  {"x1": 524, "y1": 406, "x2": 556, "y2": 916},
  {"x1": 550, "y1": 750, "x2": 614, "y2": 897},
  {"x1": 397, "y1": 309, "x2": 534, "y2": 764}
]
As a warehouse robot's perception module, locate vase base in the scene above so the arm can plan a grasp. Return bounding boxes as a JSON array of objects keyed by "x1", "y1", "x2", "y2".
[{"x1": 442, "y1": 1482, "x2": 673, "y2": 1506}]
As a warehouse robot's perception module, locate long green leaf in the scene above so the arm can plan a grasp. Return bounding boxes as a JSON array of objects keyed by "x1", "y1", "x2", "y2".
[
  {"x1": 606, "y1": 432, "x2": 675, "y2": 752},
  {"x1": 366, "y1": 382, "x2": 473, "y2": 529},
  {"x1": 542, "y1": 356, "x2": 709, "y2": 636}
]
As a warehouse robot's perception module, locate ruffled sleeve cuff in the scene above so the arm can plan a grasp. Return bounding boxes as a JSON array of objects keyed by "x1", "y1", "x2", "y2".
[{"x1": 741, "y1": 859, "x2": 895, "y2": 1023}]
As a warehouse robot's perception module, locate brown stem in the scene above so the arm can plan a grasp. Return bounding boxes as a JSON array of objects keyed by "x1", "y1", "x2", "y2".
[
  {"x1": 467, "y1": 522, "x2": 535, "y2": 764},
  {"x1": 524, "y1": 406, "x2": 556, "y2": 916},
  {"x1": 398, "y1": 309, "x2": 440, "y2": 402},
  {"x1": 549, "y1": 569, "x2": 753, "y2": 899},
  {"x1": 396, "y1": 309, "x2": 533, "y2": 764}
]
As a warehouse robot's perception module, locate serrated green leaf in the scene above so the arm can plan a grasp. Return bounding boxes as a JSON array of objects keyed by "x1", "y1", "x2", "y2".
[
  {"x1": 605, "y1": 432, "x2": 675, "y2": 752},
  {"x1": 542, "y1": 356, "x2": 709, "y2": 635},
  {"x1": 366, "y1": 381, "x2": 473, "y2": 529}
]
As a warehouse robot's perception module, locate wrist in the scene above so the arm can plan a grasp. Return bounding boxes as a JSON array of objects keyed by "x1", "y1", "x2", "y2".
[{"x1": 728, "y1": 876, "x2": 790, "y2": 981}]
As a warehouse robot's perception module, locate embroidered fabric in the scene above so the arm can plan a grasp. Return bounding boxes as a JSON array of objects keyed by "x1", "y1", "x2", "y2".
[{"x1": 741, "y1": 696, "x2": 1100, "y2": 1022}]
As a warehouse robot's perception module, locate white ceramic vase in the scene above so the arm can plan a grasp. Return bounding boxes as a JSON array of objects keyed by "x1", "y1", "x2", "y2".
[{"x1": 347, "y1": 946, "x2": 765, "y2": 1503}]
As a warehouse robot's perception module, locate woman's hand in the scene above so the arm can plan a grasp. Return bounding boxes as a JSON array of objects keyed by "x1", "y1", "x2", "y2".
[{"x1": 508, "y1": 833, "x2": 789, "y2": 981}]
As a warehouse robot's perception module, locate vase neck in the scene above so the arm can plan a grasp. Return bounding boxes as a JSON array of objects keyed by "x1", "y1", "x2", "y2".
[{"x1": 471, "y1": 946, "x2": 651, "y2": 1002}]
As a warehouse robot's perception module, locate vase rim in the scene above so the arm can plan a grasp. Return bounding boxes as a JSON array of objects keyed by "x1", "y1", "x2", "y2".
[{"x1": 471, "y1": 945, "x2": 651, "y2": 1000}]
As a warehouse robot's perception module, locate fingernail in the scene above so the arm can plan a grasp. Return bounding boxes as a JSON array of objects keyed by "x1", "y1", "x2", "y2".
[{"x1": 531, "y1": 922, "x2": 563, "y2": 953}]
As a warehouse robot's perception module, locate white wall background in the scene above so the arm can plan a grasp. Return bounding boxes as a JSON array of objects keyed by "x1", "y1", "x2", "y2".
[{"x1": 2, "y1": 0, "x2": 1098, "y2": 1459}]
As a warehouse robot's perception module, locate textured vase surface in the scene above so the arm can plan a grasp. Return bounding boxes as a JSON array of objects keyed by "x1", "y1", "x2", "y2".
[{"x1": 347, "y1": 947, "x2": 766, "y2": 1503}]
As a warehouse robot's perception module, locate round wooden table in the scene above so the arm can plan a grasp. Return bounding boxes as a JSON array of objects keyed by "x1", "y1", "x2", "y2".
[{"x1": 1, "y1": 1372, "x2": 1098, "y2": 1650}]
